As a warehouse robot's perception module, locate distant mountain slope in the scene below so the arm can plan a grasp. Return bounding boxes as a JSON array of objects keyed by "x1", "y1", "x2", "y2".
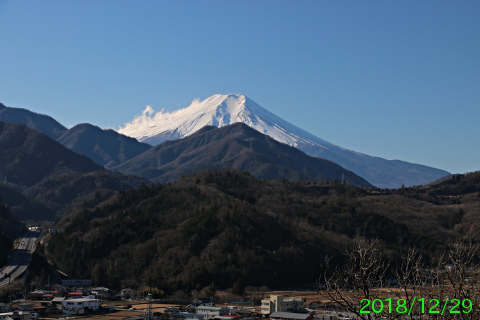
[
  {"x1": 114, "y1": 122, "x2": 373, "y2": 188},
  {"x1": 0, "y1": 197, "x2": 25, "y2": 239},
  {"x1": 0, "y1": 122, "x2": 101, "y2": 187},
  {"x1": 0, "y1": 102, "x2": 67, "y2": 139},
  {"x1": 119, "y1": 94, "x2": 449, "y2": 188},
  {"x1": 0, "y1": 102, "x2": 150, "y2": 169},
  {"x1": 0, "y1": 122, "x2": 147, "y2": 220},
  {"x1": 57, "y1": 123, "x2": 152, "y2": 168},
  {"x1": 0, "y1": 184, "x2": 55, "y2": 221}
]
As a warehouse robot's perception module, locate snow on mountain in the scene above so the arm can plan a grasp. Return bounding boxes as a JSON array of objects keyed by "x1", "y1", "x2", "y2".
[
  {"x1": 119, "y1": 94, "x2": 341, "y2": 151},
  {"x1": 118, "y1": 94, "x2": 449, "y2": 188}
]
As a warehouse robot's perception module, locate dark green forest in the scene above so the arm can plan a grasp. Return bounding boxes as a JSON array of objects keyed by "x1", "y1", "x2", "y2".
[{"x1": 47, "y1": 169, "x2": 480, "y2": 293}]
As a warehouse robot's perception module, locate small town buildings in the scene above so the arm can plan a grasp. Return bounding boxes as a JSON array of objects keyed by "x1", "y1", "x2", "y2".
[
  {"x1": 120, "y1": 288, "x2": 134, "y2": 299},
  {"x1": 61, "y1": 298, "x2": 99, "y2": 315},
  {"x1": 51, "y1": 297, "x2": 65, "y2": 308},
  {"x1": 170, "y1": 313, "x2": 204, "y2": 320},
  {"x1": 269, "y1": 312, "x2": 314, "y2": 320},
  {"x1": 17, "y1": 304, "x2": 34, "y2": 312},
  {"x1": 68, "y1": 291, "x2": 84, "y2": 299},
  {"x1": 0, "y1": 311, "x2": 32, "y2": 320},
  {"x1": 51, "y1": 284, "x2": 68, "y2": 293},
  {"x1": 0, "y1": 304, "x2": 11, "y2": 313},
  {"x1": 43, "y1": 294, "x2": 54, "y2": 301},
  {"x1": 91, "y1": 287, "x2": 112, "y2": 300},
  {"x1": 261, "y1": 295, "x2": 305, "y2": 315},
  {"x1": 196, "y1": 306, "x2": 230, "y2": 319}
]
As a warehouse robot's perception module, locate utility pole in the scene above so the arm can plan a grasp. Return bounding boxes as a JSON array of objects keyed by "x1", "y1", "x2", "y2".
[
  {"x1": 8, "y1": 273, "x2": 12, "y2": 303},
  {"x1": 145, "y1": 288, "x2": 153, "y2": 320}
]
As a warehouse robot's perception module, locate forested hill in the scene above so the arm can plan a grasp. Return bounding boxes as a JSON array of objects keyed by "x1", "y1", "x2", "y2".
[
  {"x1": 0, "y1": 122, "x2": 148, "y2": 220},
  {"x1": 0, "y1": 197, "x2": 26, "y2": 238},
  {"x1": 48, "y1": 169, "x2": 480, "y2": 292},
  {"x1": 0, "y1": 198, "x2": 23, "y2": 267},
  {"x1": 0, "y1": 231, "x2": 12, "y2": 268}
]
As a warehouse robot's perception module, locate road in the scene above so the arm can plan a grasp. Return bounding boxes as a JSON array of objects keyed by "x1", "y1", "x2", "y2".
[{"x1": 0, "y1": 231, "x2": 39, "y2": 287}]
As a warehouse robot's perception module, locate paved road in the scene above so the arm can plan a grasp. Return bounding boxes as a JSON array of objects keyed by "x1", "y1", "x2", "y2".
[{"x1": 0, "y1": 231, "x2": 39, "y2": 287}]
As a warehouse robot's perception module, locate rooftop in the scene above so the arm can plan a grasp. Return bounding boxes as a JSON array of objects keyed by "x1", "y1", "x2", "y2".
[{"x1": 270, "y1": 312, "x2": 311, "y2": 320}]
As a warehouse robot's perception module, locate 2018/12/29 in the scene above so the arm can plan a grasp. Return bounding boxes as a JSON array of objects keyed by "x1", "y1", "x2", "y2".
[{"x1": 360, "y1": 298, "x2": 472, "y2": 315}]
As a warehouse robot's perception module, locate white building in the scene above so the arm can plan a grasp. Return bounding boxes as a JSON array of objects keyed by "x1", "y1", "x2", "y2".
[
  {"x1": 261, "y1": 295, "x2": 305, "y2": 315},
  {"x1": 91, "y1": 287, "x2": 111, "y2": 299},
  {"x1": 196, "y1": 306, "x2": 230, "y2": 319},
  {"x1": 61, "y1": 298, "x2": 99, "y2": 315}
]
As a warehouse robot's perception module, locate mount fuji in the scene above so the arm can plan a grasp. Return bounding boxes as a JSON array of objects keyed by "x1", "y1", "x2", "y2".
[{"x1": 118, "y1": 94, "x2": 449, "y2": 188}]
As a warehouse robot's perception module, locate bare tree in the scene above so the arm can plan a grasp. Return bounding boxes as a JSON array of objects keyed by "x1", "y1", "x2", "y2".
[
  {"x1": 321, "y1": 231, "x2": 480, "y2": 320},
  {"x1": 322, "y1": 237, "x2": 388, "y2": 320},
  {"x1": 426, "y1": 230, "x2": 480, "y2": 319},
  {"x1": 391, "y1": 247, "x2": 434, "y2": 319}
]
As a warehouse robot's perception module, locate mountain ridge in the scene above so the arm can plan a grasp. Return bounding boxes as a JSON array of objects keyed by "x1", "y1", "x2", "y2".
[
  {"x1": 114, "y1": 122, "x2": 374, "y2": 188},
  {"x1": 0, "y1": 102, "x2": 67, "y2": 139},
  {"x1": 57, "y1": 123, "x2": 152, "y2": 168},
  {"x1": 118, "y1": 94, "x2": 449, "y2": 188},
  {"x1": 0, "y1": 102, "x2": 152, "y2": 169},
  {"x1": 0, "y1": 122, "x2": 147, "y2": 220}
]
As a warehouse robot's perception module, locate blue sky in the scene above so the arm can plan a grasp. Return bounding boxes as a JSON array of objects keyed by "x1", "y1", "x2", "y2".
[{"x1": 1, "y1": 0, "x2": 479, "y2": 174}]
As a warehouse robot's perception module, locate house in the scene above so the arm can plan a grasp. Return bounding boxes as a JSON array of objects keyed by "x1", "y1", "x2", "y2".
[
  {"x1": 269, "y1": 312, "x2": 314, "y2": 320},
  {"x1": 91, "y1": 287, "x2": 112, "y2": 300},
  {"x1": 51, "y1": 297, "x2": 66, "y2": 308},
  {"x1": 51, "y1": 284, "x2": 68, "y2": 293},
  {"x1": 0, "y1": 304, "x2": 11, "y2": 313},
  {"x1": 61, "y1": 298, "x2": 99, "y2": 315},
  {"x1": 17, "y1": 304, "x2": 34, "y2": 312},
  {"x1": 120, "y1": 288, "x2": 134, "y2": 299},
  {"x1": 196, "y1": 306, "x2": 230, "y2": 319},
  {"x1": 43, "y1": 294, "x2": 54, "y2": 301},
  {"x1": 261, "y1": 296, "x2": 305, "y2": 315},
  {"x1": 68, "y1": 291, "x2": 85, "y2": 299}
]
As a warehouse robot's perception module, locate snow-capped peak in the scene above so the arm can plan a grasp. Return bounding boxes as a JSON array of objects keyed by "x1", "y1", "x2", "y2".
[
  {"x1": 118, "y1": 93, "x2": 340, "y2": 150},
  {"x1": 117, "y1": 93, "x2": 452, "y2": 188}
]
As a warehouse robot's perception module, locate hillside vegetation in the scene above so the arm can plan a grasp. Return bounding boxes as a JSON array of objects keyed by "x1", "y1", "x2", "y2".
[
  {"x1": 0, "y1": 197, "x2": 26, "y2": 238},
  {"x1": 47, "y1": 169, "x2": 480, "y2": 292},
  {"x1": 0, "y1": 122, "x2": 147, "y2": 220},
  {"x1": 0, "y1": 198, "x2": 22, "y2": 267}
]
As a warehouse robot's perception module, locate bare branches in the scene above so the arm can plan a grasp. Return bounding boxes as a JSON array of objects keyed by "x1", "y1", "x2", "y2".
[
  {"x1": 323, "y1": 237, "x2": 387, "y2": 319},
  {"x1": 320, "y1": 231, "x2": 480, "y2": 320}
]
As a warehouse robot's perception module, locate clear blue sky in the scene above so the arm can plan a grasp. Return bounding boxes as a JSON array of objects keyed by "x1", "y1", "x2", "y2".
[{"x1": 1, "y1": 0, "x2": 479, "y2": 174}]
